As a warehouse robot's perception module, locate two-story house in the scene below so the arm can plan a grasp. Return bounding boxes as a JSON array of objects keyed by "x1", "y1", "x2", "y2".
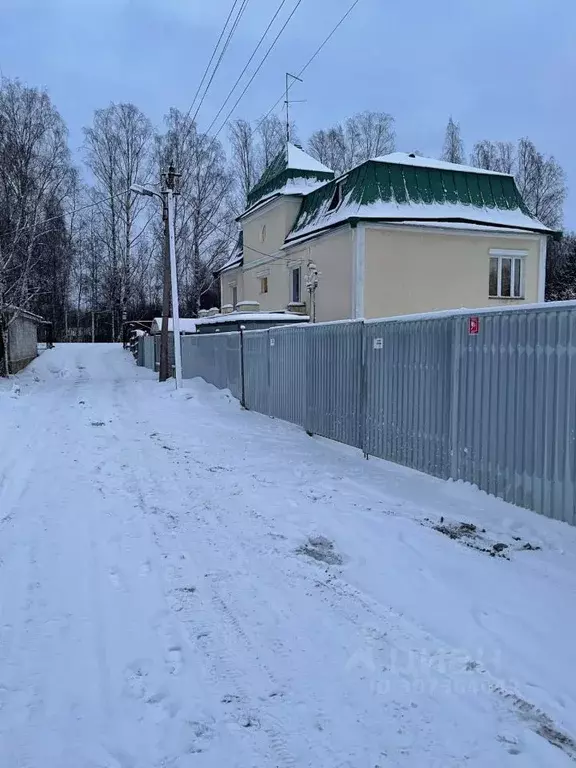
[{"x1": 216, "y1": 143, "x2": 553, "y2": 322}]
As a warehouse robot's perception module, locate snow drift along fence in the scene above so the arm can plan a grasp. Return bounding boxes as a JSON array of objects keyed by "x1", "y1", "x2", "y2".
[
  {"x1": 140, "y1": 304, "x2": 576, "y2": 526},
  {"x1": 181, "y1": 333, "x2": 242, "y2": 400}
]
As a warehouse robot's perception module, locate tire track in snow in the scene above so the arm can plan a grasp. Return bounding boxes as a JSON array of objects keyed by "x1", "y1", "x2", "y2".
[
  {"x1": 85, "y1": 380, "x2": 287, "y2": 767},
  {"x1": 114, "y1": 393, "x2": 340, "y2": 767}
]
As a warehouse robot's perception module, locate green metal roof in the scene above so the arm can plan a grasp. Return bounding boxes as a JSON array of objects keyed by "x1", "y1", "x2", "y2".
[
  {"x1": 246, "y1": 143, "x2": 334, "y2": 207},
  {"x1": 287, "y1": 155, "x2": 551, "y2": 242}
]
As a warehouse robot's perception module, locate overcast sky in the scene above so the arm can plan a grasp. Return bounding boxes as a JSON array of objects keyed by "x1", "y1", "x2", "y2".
[{"x1": 1, "y1": 0, "x2": 574, "y2": 227}]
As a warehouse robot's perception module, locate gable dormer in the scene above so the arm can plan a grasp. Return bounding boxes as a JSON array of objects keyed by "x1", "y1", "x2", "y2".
[
  {"x1": 239, "y1": 143, "x2": 335, "y2": 263},
  {"x1": 245, "y1": 143, "x2": 334, "y2": 209}
]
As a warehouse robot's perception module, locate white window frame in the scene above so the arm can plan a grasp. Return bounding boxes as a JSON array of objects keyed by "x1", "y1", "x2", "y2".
[
  {"x1": 259, "y1": 276, "x2": 268, "y2": 294},
  {"x1": 488, "y1": 249, "x2": 527, "y2": 299}
]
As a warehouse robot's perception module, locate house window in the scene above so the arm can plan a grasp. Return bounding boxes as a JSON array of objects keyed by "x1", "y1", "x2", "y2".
[
  {"x1": 231, "y1": 284, "x2": 238, "y2": 308},
  {"x1": 489, "y1": 250, "x2": 526, "y2": 298},
  {"x1": 259, "y1": 276, "x2": 268, "y2": 294},
  {"x1": 291, "y1": 267, "x2": 301, "y2": 303}
]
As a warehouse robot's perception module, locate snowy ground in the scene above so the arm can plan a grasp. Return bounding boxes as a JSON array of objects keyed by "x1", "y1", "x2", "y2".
[{"x1": 1, "y1": 343, "x2": 576, "y2": 767}]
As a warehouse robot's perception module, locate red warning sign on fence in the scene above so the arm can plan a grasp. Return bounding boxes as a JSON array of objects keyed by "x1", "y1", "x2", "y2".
[{"x1": 468, "y1": 316, "x2": 480, "y2": 335}]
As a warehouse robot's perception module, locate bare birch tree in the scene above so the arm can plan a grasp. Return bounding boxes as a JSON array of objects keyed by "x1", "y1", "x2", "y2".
[
  {"x1": 308, "y1": 111, "x2": 395, "y2": 175},
  {"x1": 156, "y1": 109, "x2": 234, "y2": 316},
  {"x1": 470, "y1": 136, "x2": 566, "y2": 228},
  {"x1": 441, "y1": 116, "x2": 465, "y2": 164},
  {"x1": 256, "y1": 114, "x2": 287, "y2": 171},
  {"x1": 515, "y1": 138, "x2": 566, "y2": 229},
  {"x1": 469, "y1": 140, "x2": 515, "y2": 173},
  {"x1": 228, "y1": 118, "x2": 259, "y2": 212},
  {"x1": 0, "y1": 77, "x2": 76, "y2": 340},
  {"x1": 83, "y1": 103, "x2": 154, "y2": 335}
]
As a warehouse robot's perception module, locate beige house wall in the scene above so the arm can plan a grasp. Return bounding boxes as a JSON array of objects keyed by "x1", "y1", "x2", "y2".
[
  {"x1": 363, "y1": 226, "x2": 543, "y2": 319},
  {"x1": 284, "y1": 227, "x2": 354, "y2": 321},
  {"x1": 223, "y1": 209, "x2": 545, "y2": 320},
  {"x1": 236, "y1": 226, "x2": 354, "y2": 320},
  {"x1": 236, "y1": 196, "x2": 353, "y2": 319},
  {"x1": 242, "y1": 197, "x2": 302, "y2": 265},
  {"x1": 219, "y1": 266, "x2": 243, "y2": 308}
]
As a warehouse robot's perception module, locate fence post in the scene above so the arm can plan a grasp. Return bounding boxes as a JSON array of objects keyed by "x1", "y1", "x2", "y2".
[
  {"x1": 359, "y1": 320, "x2": 369, "y2": 459},
  {"x1": 449, "y1": 316, "x2": 462, "y2": 480},
  {"x1": 239, "y1": 326, "x2": 247, "y2": 409},
  {"x1": 305, "y1": 325, "x2": 314, "y2": 436}
]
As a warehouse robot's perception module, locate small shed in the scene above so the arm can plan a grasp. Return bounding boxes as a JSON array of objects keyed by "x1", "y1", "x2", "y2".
[{"x1": 0, "y1": 305, "x2": 46, "y2": 374}]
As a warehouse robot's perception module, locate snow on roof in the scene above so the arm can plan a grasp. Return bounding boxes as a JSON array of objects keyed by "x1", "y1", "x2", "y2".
[
  {"x1": 0, "y1": 304, "x2": 46, "y2": 323},
  {"x1": 217, "y1": 253, "x2": 243, "y2": 273},
  {"x1": 238, "y1": 177, "x2": 330, "y2": 221},
  {"x1": 194, "y1": 312, "x2": 308, "y2": 326},
  {"x1": 374, "y1": 152, "x2": 511, "y2": 177},
  {"x1": 152, "y1": 318, "x2": 197, "y2": 334},
  {"x1": 287, "y1": 143, "x2": 333, "y2": 174},
  {"x1": 286, "y1": 194, "x2": 551, "y2": 244}
]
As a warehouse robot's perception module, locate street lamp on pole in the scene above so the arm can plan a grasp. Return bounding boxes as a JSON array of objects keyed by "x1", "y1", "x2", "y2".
[{"x1": 130, "y1": 180, "x2": 183, "y2": 389}]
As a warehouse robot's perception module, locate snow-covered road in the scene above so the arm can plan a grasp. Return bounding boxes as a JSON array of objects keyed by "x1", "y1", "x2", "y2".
[{"x1": 1, "y1": 343, "x2": 576, "y2": 767}]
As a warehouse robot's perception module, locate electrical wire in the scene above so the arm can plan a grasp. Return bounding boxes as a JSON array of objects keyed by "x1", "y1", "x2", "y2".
[
  {"x1": 204, "y1": 0, "x2": 291, "y2": 136},
  {"x1": 255, "y1": 0, "x2": 361, "y2": 132},
  {"x1": 180, "y1": 194, "x2": 307, "y2": 273},
  {"x1": 1, "y1": 189, "x2": 133, "y2": 240},
  {"x1": 210, "y1": 0, "x2": 304, "y2": 141},
  {"x1": 182, "y1": 0, "x2": 243, "y2": 124},
  {"x1": 190, "y1": 0, "x2": 251, "y2": 126}
]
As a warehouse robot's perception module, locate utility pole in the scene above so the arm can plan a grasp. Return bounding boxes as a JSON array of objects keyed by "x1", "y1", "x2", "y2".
[
  {"x1": 285, "y1": 72, "x2": 303, "y2": 144},
  {"x1": 165, "y1": 163, "x2": 183, "y2": 389},
  {"x1": 130, "y1": 165, "x2": 182, "y2": 388},
  {"x1": 158, "y1": 199, "x2": 171, "y2": 382}
]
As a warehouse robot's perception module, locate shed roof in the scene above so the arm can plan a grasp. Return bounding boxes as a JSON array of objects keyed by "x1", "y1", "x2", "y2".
[
  {"x1": 0, "y1": 305, "x2": 46, "y2": 323},
  {"x1": 286, "y1": 154, "x2": 551, "y2": 243},
  {"x1": 247, "y1": 142, "x2": 334, "y2": 208}
]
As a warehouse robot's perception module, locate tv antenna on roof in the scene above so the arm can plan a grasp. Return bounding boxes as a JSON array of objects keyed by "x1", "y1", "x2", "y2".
[{"x1": 285, "y1": 72, "x2": 305, "y2": 143}]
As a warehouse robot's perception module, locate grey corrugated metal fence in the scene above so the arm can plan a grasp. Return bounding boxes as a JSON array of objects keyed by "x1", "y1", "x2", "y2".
[
  {"x1": 137, "y1": 335, "x2": 155, "y2": 369},
  {"x1": 138, "y1": 304, "x2": 576, "y2": 525},
  {"x1": 181, "y1": 333, "x2": 242, "y2": 399}
]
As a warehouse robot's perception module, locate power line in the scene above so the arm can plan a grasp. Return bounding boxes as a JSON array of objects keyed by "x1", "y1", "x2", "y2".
[
  {"x1": 1, "y1": 189, "x2": 132, "y2": 240},
  {"x1": 180, "y1": 194, "x2": 302, "y2": 272},
  {"x1": 255, "y1": 0, "x2": 361, "y2": 132},
  {"x1": 183, "y1": 0, "x2": 243, "y2": 124},
  {"x1": 190, "y1": 0, "x2": 251, "y2": 126},
  {"x1": 210, "y1": 0, "x2": 304, "y2": 141},
  {"x1": 204, "y1": 0, "x2": 291, "y2": 137}
]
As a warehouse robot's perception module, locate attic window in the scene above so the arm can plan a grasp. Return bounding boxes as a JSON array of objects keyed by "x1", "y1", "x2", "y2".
[{"x1": 327, "y1": 182, "x2": 343, "y2": 212}]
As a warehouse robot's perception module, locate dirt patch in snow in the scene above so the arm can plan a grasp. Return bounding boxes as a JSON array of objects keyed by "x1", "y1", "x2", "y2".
[
  {"x1": 296, "y1": 535, "x2": 343, "y2": 566},
  {"x1": 495, "y1": 687, "x2": 576, "y2": 760},
  {"x1": 422, "y1": 517, "x2": 541, "y2": 560}
]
